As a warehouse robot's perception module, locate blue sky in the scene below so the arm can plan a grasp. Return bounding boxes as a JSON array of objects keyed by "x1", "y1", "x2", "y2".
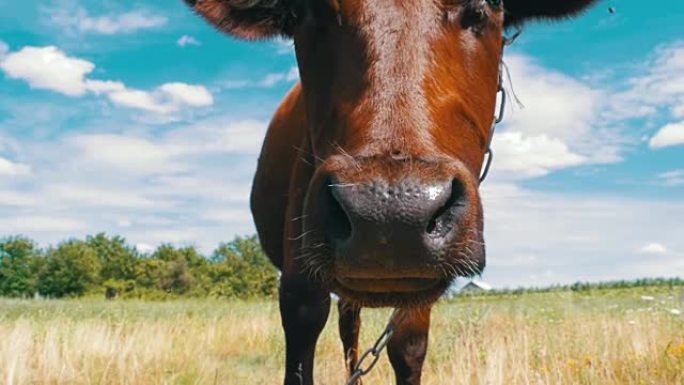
[{"x1": 0, "y1": 0, "x2": 682, "y2": 287}]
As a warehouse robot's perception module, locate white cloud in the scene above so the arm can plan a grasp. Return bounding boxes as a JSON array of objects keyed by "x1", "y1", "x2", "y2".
[
  {"x1": 649, "y1": 122, "x2": 684, "y2": 149},
  {"x1": 618, "y1": 44, "x2": 684, "y2": 107},
  {"x1": 45, "y1": 183, "x2": 156, "y2": 208},
  {"x1": 148, "y1": 175, "x2": 252, "y2": 204},
  {"x1": 286, "y1": 67, "x2": 299, "y2": 81},
  {"x1": 259, "y1": 67, "x2": 299, "y2": 87},
  {"x1": 0, "y1": 191, "x2": 37, "y2": 207},
  {"x1": 674, "y1": 104, "x2": 684, "y2": 118},
  {"x1": 63, "y1": 119, "x2": 266, "y2": 177},
  {"x1": 492, "y1": 54, "x2": 619, "y2": 179},
  {"x1": 0, "y1": 46, "x2": 94, "y2": 96},
  {"x1": 51, "y1": 7, "x2": 167, "y2": 35},
  {"x1": 639, "y1": 243, "x2": 668, "y2": 254},
  {"x1": 609, "y1": 41, "x2": 684, "y2": 142},
  {"x1": 159, "y1": 83, "x2": 214, "y2": 107},
  {"x1": 84, "y1": 79, "x2": 125, "y2": 94},
  {"x1": 0, "y1": 40, "x2": 8, "y2": 58},
  {"x1": 491, "y1": 42, "x2": 684, "y2": 180},
  {"x1": 136, "y1": 243, "x2": 155, "y2": 254},
  {"x1": 166, "y1": 119, "x2": 267, "y2": 155},
  {"x1": 502, "y1": 55, "x2": 601, "y2": 141},
  {"x1": 0, "y1": 45, "x2": 213, "y2": 115},
  {"x1": 260, "y1": 73, "x2": 287, "y2": 88},
  {"x1": 0, "y1": 216, "x2": 87, "y2": 233},
  {"x1": 68, "y1": 134, "x2": 178, "y2": 174},
  {"x1": 272, "y1": 38, "x2": 294, "y2": 55},
  {"x1": 107, "y1": 88, "x2": 172, "y2": 113},
  {"x1": 200, "y1": 208, "x2": 253, "y2": 224},
  {"x1": 481, "y1": 183, "x2": 684, "y2": 287},
  {"x1": 94, "y1": 80, "x2": 214, "y2": 116},
  {"x1": 492, "y1": 44, "x2": 684, "y2": 180},
  {"x1": 659, "y1": 169, "x2": 684, "y2": 186},
  {"x1": 221, "y1": 66, "x2": 299, "y2": 89},
  {"x1": 98, "y1": 82, "x2": 214, "y2": 114},
  {"x1": 0, "y1": 113, "x2": 262, "y2": 252},
  {"x1": 177, "y1": 35, "x2": 201, "y2": 47},
  {"x1": 0, "y1": 157, "x2": 31, "y2": 176},
  {"x1": 493, "y1": 132, "x2": 587, "y2": 178}
]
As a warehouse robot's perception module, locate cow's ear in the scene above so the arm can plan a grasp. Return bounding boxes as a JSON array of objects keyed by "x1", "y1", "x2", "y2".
[
  {"x1": 503, "y1": 0, "x2": 600, "y2": 27},
  {"x1": 184, "y1": 0, "x2": 301, "y2": 40}
]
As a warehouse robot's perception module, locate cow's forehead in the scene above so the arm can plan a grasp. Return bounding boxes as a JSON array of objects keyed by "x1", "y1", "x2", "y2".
[
  {"x1": 357, "y1": 0, "x2": 440, "y2": 140},
  {"x1": 333, "y1": 0, "x2": 440, "y2": 26}
]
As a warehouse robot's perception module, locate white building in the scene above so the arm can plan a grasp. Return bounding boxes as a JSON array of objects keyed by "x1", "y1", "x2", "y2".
[{"x1": 459, "y1": 280, "x2": 493, "y2": 293}]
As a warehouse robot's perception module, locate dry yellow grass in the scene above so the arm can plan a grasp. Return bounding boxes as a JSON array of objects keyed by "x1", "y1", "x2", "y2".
[{"x1": 1, "y1": 287, "x2": 683, "y2": 385}]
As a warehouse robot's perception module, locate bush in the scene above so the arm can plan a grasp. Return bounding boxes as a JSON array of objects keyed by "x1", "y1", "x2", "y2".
[
  {"x1": 0, "y1": 236, "x2": 40, "y2": 297},
  {"x1": 0, "y1": 233, "x2": 280, "y2": 300},
  {"x1": 37, "y1": 240, "x2": 101, "y2": 298}
]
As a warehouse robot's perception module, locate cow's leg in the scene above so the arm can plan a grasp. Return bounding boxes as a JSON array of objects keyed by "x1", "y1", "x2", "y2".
[
  {"x1": 338, "y1": 300, "x2": 362, "y2": 380},
  {"x1": 387, "y1": 306, "x2": 432, "y2": 385},
  {"x1": 280, "y1": 274, "x2": 331, "y2": 385}
]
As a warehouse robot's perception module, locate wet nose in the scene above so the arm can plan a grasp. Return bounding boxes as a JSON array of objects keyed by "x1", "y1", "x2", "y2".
[{"x1": 320, "y1": 177, "x2": 467, "y2": 275}]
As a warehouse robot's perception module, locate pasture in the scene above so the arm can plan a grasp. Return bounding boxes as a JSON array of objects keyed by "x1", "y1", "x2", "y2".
[{"x1": 1, "y1": 286, "x2": 683, "y2": 385}]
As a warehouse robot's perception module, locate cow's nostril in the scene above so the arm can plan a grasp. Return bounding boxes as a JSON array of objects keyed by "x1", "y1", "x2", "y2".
[
  {"x1": 320, "y1": 178, "x2": 353, "y2": 244},
  {"x1": 425, "y1": 179, "x2": 466, "y2": 238}
]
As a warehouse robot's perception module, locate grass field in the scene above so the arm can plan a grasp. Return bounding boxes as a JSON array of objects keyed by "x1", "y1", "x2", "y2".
[{"x1": 1, "y1": 286, "x2": 683, "y2": 385}]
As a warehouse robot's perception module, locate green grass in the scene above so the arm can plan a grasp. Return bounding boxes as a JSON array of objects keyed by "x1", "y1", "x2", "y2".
[{"x1": 1, "y1": 285, "x2": 683, "y2": 384}]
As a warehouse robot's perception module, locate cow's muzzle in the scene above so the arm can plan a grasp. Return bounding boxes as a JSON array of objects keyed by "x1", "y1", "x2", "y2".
[
  {"x1": 322, "y1": 176, "x2": 466, "y2": 272},
  {"x1": 302, "y1": 156, "x2": 485, "y2": 306}
]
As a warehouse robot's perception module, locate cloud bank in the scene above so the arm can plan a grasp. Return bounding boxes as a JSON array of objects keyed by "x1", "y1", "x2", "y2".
[
  {"x1": 1, "y1": 46, "x2": 213, "y2": 115},
  {"x1": 50, "y1": 6, "x2": 167, "y2": 35}
]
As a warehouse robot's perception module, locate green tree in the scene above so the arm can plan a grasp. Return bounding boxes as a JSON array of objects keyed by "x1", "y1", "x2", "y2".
[
  {"x1": 37, "y1": 240, "x2": 101, "y2": 297},
  {"x1": 0, "y1": 236, "x2": 40, "y2": 297},
  {"x1": 153, "y1": 244, "x2": 206, "y2": 268},
  {"x1": 134, "y1": 258, "x2": 165, "y2": 288},
  {"x1": 211, "y1": 235, "x2": 278, "y2": 298},
  {"x1": 149, "y1": 244, "x2": 206, "y2": 294},
  {"x1": 160, "y1": 258, "x2": 194, "y2": 294},
  {"x1": 86, "y1": 233, "x2": 138, "y2": 281}
]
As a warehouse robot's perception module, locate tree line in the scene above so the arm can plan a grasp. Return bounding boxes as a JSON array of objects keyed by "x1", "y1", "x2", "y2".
[
  {"x1": 0, "y1": 234, "x2": 279, "y2": 299},
  {"x1": 3, "y1": 233, "x2": 681, "y2": 300},
  {"x1": 458, "y1": 277, "x2": 684, "y2": 298}
]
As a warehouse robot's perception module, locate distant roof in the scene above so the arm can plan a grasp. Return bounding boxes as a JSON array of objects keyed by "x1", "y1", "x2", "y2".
[{"x1": 461, "y1": 280, "x2": 492, "y2": 291}]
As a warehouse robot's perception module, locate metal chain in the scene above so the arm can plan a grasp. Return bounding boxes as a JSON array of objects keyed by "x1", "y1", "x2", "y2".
[
  {"x1": 345, "y1": 309, "x2": 402, "y2": 385},
  {"x1": 479, "y1": 26, "x2": 523, "y2": 184},
  {"x1": 479, "y1": 84, "x2": 506, "y2": 184}
]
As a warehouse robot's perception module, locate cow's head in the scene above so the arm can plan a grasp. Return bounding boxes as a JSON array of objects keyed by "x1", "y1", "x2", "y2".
[{"x1": 186, "y1": 0, "x2": 598, "y2": 306}]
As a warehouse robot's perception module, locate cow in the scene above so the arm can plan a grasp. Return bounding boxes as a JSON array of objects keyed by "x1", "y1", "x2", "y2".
[{"x1": 183, "y1": 1, "x2": 600, "y2": 384}]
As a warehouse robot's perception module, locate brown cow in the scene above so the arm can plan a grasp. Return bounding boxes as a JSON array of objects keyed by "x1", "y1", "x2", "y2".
[{"x1": 184, "y1": 1, "x2": 599, "y2": 384}]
